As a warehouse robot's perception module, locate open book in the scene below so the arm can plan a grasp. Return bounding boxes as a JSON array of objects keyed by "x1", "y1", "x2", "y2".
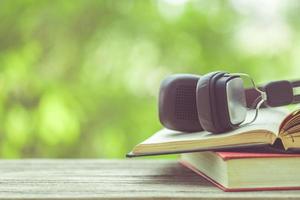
[{"x1": 127, "y1": 108, "x2": 300, "y2": 157}]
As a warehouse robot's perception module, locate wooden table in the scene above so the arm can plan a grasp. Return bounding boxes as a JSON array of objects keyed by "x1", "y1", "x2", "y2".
[{"x1": 0, "y1": 159, "x2": 299, "y2": 199}]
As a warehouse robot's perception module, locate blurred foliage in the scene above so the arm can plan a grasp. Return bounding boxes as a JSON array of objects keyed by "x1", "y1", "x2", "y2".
[{"x1": 1, "y1": 0, "x2": 300, "y2": 158}]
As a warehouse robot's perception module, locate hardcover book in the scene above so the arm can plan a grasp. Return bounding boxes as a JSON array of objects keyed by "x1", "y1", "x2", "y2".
[
  {"x1": 127, "y1": 108, "x2": 300, "y2": 157},
  {"x1": 180, "y1": 151, "x2": 300, "y2": 191}
]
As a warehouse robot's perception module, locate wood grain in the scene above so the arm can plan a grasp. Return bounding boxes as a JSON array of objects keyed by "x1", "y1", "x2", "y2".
[{"x1": 0, "y1": 159, "x2": 298, "y2": 199}]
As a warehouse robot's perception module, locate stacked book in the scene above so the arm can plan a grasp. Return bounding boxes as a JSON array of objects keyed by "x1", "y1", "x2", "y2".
[
  {"x1": 181, "y1": 151, "x2": 300, "y2": 191},
  {"x1": 128, "y1": 108, "x2": 300, "y2": 191}
]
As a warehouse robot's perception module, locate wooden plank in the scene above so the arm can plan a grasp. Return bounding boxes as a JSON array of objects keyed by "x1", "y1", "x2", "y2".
[{"x1": 0, "y1": 159, "x2": 298, "y2": 199}]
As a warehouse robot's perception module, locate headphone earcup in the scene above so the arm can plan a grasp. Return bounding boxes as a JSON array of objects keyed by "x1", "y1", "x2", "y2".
[
  {"x1": 159, "y1": 74, "x2": 203, "y2": 132},
  {"x1": 196, "y1": 72, "x2": 226, "y2": 133}
]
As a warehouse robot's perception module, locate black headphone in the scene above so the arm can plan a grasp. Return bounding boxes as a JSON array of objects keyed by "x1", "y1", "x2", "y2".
[{"x1": 159, "y1": 71, "x2": 300, "y2": 134}]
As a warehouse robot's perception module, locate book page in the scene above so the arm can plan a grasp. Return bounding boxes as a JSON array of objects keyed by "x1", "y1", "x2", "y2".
[
  {"x1": 279, "y1": 109, "x2": 300, "y2": 134},
  {"x1": 278, "y1": 109, "x2": 300, "y2": 150},
  {"x1": 143, "y1": 108, "x2": 288, "y2": 145},
  {"x1": 244, "y1": 107, "x2": 288, "y2": 136}
]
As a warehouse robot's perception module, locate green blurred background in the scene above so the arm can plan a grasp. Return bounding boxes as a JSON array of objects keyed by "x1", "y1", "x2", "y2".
[{"x1": 1, "y1": 0, "x2": 300, "y2": 158}]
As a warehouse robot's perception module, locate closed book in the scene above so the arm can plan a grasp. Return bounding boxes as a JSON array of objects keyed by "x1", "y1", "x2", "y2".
[{"x1": 180, "y1": 151, "x2": 300, "y2": 191}]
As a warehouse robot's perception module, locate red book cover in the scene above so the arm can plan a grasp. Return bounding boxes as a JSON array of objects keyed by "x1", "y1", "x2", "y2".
[
  {"x1": 216, "y1": 151, "x2": 300, "y2": 161},
  {"x1": 180, "y1": 152, "x2": 300, "y2": 192}
]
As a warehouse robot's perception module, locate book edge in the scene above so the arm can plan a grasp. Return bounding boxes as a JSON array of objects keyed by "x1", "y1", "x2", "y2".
[
  {"x1": 126, "y1": 143, "x2": 270, "y2": 157},
  {"x1": 130, "y1": 129, "x2": 276, "y2": 156}
]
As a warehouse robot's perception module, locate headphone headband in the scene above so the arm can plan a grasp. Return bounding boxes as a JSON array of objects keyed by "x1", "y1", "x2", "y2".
[{"x1": 246, "y1": 79, "x2": 300, "y2": 108}]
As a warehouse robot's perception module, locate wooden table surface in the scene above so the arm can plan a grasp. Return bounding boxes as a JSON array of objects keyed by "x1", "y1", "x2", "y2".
[{"x1": 0, "y1": 159, "x2": 299, "y2": 200}]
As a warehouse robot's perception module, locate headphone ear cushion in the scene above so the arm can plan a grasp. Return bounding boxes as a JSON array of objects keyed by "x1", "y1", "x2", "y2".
[
  {"x1": 196, "y1": 72, "x2": 225, "y2": 133},
  {"x1": 159, "y1": 74, "x2": 203, "y2": 132}
]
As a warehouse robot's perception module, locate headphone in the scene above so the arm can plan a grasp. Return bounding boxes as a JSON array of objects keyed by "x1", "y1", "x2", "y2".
[{"x1": 159, "y1": 71, "x2": 300, "y2": 134}]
